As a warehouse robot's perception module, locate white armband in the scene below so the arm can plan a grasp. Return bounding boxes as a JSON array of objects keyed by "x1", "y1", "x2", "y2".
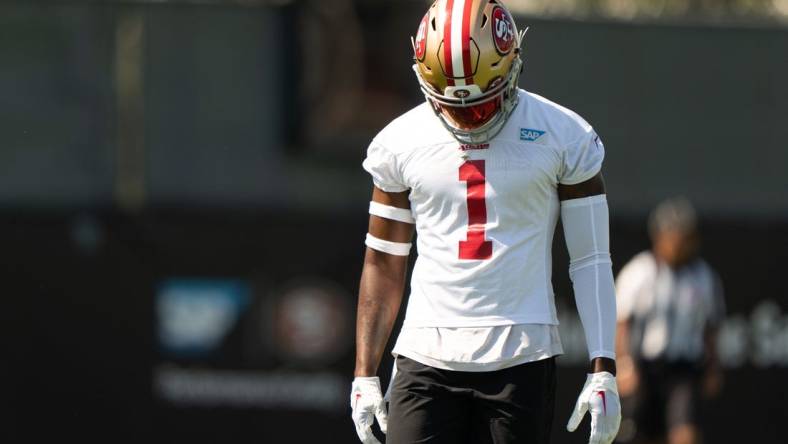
[
  {"x1": 561, "y1": 195, "x2": 616, "y2": 361},
  {"x1": 365, "y1": 233, "x2": 412, "y2": 256},
  {"x1": 369, "y1": 201, "x2": 415, "y2": 224}
]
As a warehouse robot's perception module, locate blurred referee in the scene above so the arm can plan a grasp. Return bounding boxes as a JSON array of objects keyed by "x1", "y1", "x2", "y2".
[{"x1": 614, "y1": 197, "x2": 725, "y2": 444}]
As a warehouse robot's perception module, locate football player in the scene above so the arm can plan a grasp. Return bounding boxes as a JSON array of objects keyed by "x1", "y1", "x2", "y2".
[
  {"x1": 351, "y1": 1, "x2": 620, "y2": 443},
  {"x1": 615, "y1": 198, "x2": 725, "y2": 444}
]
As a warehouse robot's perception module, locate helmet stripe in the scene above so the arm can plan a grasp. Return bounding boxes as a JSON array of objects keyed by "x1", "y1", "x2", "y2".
[
  {"x1": 461, "y1": 0, "x2": 474, "y2": 85},
  {"x1": 450, "y1": 0, "x2": 467, "y2": 86},
  {"x1": 443, "y1": 0, "x2": 455, "y2": 86}
]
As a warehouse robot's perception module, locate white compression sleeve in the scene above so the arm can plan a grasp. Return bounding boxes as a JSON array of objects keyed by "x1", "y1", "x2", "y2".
[{"x1": 561, "y1": 195, "x2": 617, "y2": 360}]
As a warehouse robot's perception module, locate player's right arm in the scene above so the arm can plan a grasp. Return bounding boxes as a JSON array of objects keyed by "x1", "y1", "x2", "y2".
[
  {"x1": 351, "y1": 186, "x2": 414, "y2": 444},
  {"x1": 355, "y1": 186, "x2": 414, "y2": 377}
]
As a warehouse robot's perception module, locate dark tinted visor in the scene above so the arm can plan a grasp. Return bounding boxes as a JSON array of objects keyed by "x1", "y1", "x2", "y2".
[{"x1": 437, "y1": 96, "x2": 501, "y2": 130}]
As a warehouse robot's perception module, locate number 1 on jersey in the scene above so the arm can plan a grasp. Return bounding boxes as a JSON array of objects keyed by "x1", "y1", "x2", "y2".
[{"x1": 459, "y1": 160, "x2": 492, "y2": 260}]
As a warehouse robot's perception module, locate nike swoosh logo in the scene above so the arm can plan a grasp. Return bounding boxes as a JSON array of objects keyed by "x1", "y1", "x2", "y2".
[{"x1": 596, "y1": 391, "x2": 607, "y2": 416}]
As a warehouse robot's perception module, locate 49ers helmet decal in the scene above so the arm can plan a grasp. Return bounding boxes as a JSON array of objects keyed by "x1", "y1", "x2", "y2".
[
  {"x1": 491, "y1": 6, "x2": 515, "y2": 55},
  {"x1": 411, "y1": 0, "x2": 526, "y2": 144},
  {"x1": 415, "y1": 12, "x2": 429, "y2": 62}
]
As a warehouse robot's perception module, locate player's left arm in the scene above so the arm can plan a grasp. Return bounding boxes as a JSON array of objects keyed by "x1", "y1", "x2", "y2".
[
  {"x1": 558, "y1": 173, "x2": 616, "y2": 375},
  {"x1": 702, "y1": 324, "x2": 723, "y2": 397},
  {"x1": 559, "y1": 172, "x2": 621, "y2": 444},
  {"x1": 703, "y1": 273, "x2": 725, "y2": 398}
]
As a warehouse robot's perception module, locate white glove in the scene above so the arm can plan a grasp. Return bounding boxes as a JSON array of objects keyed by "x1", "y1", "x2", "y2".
[
  {"x1": 567, "y1": 371, "x2": 621, "y2": 444},
  {"x1": 351, "y1": 377, "x2": 388, "y2": 444}
]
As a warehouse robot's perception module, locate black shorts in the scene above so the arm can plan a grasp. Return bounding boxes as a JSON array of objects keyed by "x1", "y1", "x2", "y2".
[
  {"x1": 623, "y1": 360, "x2": 701, "y2": 440},
  {"x1": 387, "y1": 355, "x2": 556, "y2": 444}
]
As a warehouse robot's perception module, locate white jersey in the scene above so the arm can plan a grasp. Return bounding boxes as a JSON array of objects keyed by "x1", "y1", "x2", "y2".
[
  {"x1": 363, "y1": 89, "x2": 605, "y2": 328},
  {"x1": 392, "y1": 324, "x2": 563, "y2": 371}
]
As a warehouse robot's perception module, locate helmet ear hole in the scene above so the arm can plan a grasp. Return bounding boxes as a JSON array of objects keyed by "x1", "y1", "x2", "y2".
[
  {"x1": 481, "y1": 13, "x2": 488, "y2": 28},
  {"x1": 431, "y1": 17, "x2": 436, "y2": 31}
]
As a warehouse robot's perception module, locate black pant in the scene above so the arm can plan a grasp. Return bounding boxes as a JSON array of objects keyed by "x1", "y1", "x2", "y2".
[
  {"x1": 624, "y1": 360, "x2": 702, "y2": 440},
  {"x1": 387, "y1": 355, "x2": 556, "y2": 444}
]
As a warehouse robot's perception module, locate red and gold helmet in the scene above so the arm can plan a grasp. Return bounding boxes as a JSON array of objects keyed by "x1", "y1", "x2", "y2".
[{"x1": 412, "y1": 0, "x2": 525, "y2": 143}]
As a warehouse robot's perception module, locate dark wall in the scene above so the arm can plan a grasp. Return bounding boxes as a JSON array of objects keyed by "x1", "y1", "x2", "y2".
[
  {"x1": 1, "y1": 2, "x2": 786, "y2": 215},
  {"x1": 6, "y1": 210, "x2": 787, "y2": 442},
  {"x1": 520, "y1": 18, "x2": 788, "y2": 215},
  {"x1": 0, "y1": 3, "x2": 115, "y2": 205}
]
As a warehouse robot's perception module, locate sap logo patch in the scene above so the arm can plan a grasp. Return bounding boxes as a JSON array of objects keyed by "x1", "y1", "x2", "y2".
[{"x1": 520, "y1": 128, "x2": 546, "y2": 142}]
